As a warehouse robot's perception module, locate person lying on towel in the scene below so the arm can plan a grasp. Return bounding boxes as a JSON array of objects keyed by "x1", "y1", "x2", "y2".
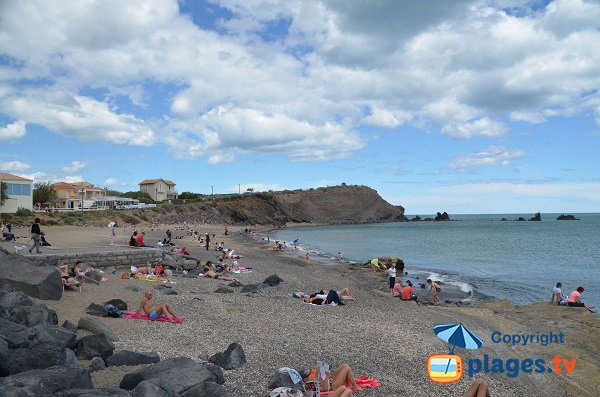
[{"x1": 136, "y1": 290, "x2": 178, "y2": 321}]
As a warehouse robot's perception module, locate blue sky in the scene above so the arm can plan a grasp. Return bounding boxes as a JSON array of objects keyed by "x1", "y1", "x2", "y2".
[{"x1": 1, "y1": 0, "x2": 599, "y2": 214}]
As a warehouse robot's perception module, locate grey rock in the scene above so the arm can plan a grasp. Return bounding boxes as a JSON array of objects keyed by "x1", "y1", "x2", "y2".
[
  {"x1": 181, "y1": 259, "x2": 198, "y2": 271},
  {"x1": 54, "y1": 388, "x2": 132, "y2": 397},
  {"x1": 0, "y1": 254, "x2": 63, "y2": 300},
  {"x1": 208, "y1": 342, "x2": 246, "y2": 370},
  {"x1": 0, "y1": 317, "x2": 30, "y2": 348},
  {"x1": 0, "y1": 366, "x2": 93, "y2": 395},
  {"x1": 89, "y1": 356, "x2": 106, "y2": 372},
  {"x1": 240, "y1": 283, "x2": 266, "y2": 293},
  {"x1": 85, "y1": 302, "x2": 108, "y2": 317},
  {"x1": 214, "y1": 287, "x2": 233, "y2": 294},
  {"x1": 0, "y1": 337, "x2": 8, "y2": 362},
  {"x1": 9, "y1": 304, "x2": 58, "y2": 327},
  {"x1": 75, "y1": 334, "x2": 115, "y2": 360},
  {"x1": 228, "y1": 281, "x2": 243, "y2": 288},
  {"x1": 85, "y1": 271, "x2": 103, "y2": 282},
  {"x1": 163, "y1": 269, "x2": 173, "y2": 277},
  {"x1": 180, "y1": 381, "x2": 231, "y2": 397},
  {"x1": 37, "y1": 325, "x2": 77, "y2": 348},
  {"x1": 130, "y1": 379, "x2": 176, "y2": 397},
  {"x1": 106, "y1": 351, "x2": 160, "y2": 367},
  {"x1": 267, "y1": 369, "x2": 306, "y2": 393},
  {"x1": 162, "y1": 255, "x2": 177, "y2": 268},
  {"x1": 78, "y1": 316, "x2": 119, "y2": 341},
  {"x1": 65, "y1": 348, "x2": 79, "y2": 368},
  {"x1": 199, "y1": 362, "x2": 225, "y2": 385},
  {"x1": 0, "y1": 291, "x2": 33, "y2": 309},
  {"x1": 0, "y1": 327, "x2": 67, "y2": 376},
  {"x1": 63, "y1": 320, "x2": 78, "y2": 333},
  {"x1": 104, "y1": 299, "x2": 128, "y2": 311},
  {"x1": 263, "y1": 274, "x2": 283, "y2": 286},
  {"x1": 119, "y1": 357, "x2": 217, "y2": 392},
  {"x1": 125, "y1": 285, "x2": 144, "y2": 293}
]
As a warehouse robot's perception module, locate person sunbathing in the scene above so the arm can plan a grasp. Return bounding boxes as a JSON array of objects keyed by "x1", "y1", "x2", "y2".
[
  {"x1": 203, "y1": 266, "x2": 238, "y2": 282},
  {"x1": 320, "y1": 288, "x2": 354, "y2": 301},
  {"x1": 136, "y1": 291, "x2": 178, "y2": 320},
  {"x1": 57, "y1": 265, "x2": 80, "y2": 287},
  {"x1": 302, "y1": 363, "x2": 363, "y2": 396}
]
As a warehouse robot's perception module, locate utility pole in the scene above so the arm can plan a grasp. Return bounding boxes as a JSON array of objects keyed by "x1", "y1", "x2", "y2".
[
  {"x1": 238, "y1": 184, "x2": 241, "y2": 194},
  {"x1": 80, "y1": 189, "x2": 84, "y2": 212},
  {"x1": 211, "y1": 185, "x2": 214, "y2": 201}
]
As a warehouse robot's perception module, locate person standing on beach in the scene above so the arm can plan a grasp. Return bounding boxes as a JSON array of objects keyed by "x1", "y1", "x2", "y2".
[
  {"x1": 108, "y1": 220, "x2": 117, "y2": 245},
  {"x1": 29, "y1": 218, "x2": 42, "y2": 253},
  {"x1": 427, "y1": 279, "x2": 441, "y2": 305},
  {"x1": 205, "y1": 233, "x2": 210, "y2": 250},
  {"x1": 166, "y1": 229, "x2": 172, "y2": 243},
  {"x1": 387, "y1": 263, "x2": 396, "y2": 294}
]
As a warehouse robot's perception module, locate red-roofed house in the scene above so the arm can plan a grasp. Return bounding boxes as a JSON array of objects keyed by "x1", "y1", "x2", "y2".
[
  {"x1": 139, "y1": 179, "x2": 177, "y2": 201},
  {"x1": 0, "y1": 173, "x2": 33, "y2": 213}
]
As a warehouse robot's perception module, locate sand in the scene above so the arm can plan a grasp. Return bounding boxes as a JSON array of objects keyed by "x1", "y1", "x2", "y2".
[{"x1": 2, "y1": 224, "x2": 599, "y2": 396}]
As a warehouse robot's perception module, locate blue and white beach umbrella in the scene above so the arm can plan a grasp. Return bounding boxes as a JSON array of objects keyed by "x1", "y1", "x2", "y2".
[{"x1": 433, "y1": 323, "x2": 483, "y2": 352}]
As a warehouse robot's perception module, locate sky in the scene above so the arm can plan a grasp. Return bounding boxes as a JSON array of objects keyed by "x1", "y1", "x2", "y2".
[{"x1": 1, "y1": 0, "x2": 599, "y2": 214}]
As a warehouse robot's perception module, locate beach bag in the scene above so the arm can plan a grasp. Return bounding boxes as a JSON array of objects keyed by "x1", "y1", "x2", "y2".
[{"x1": 105, "y1": 304, "x2": 123, "y2": 318}]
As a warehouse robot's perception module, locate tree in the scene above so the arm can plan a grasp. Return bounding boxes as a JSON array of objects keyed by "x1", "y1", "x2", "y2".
[
  {"x1": 0, "y1": 182, "x2": 7, "y2": 206},
  {"x1": 120, "y1": 191, "x2": 154, "y2": 203},
  {"x1": 179, "y1": 191, "x2": 201, "y2": 200},
  {"x1": 33, "y1": 182, "x2": 57, "y2": 205},
  {"x1": 246, "y1": 188, "x2": 254, "y2": 193}
]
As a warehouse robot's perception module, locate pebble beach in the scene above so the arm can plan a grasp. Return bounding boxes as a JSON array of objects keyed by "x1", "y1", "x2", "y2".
[{"x1": 3, "y1": 224, "x2": 599, "y2": 396}]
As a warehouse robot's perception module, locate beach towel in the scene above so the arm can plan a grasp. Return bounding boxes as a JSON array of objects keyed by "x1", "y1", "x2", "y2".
[
  {"x1": 232, "y1": 269, "x2": 252, "y2": 274},
  {"x1": 320, "y1": 376, "x2": 381, "y2": 394},
  {"x1": 302, "y1": 301, "x2": 337, "y2": 307},
  {"x1": 125, "y1": 311, "x2": 185, "y2": 323}
]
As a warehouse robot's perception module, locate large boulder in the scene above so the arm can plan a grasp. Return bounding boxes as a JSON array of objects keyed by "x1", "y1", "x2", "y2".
[
  {"x1": 106, "y1": 351, "x2": 160, "y2": 367},
  {"x1": 0, "y1": 291, "x2": 33, "y2": 309},
  {"x1": 37, "y1": 324, "x2": 77, "y2": 349},
  {"x1": 162, "y1": 255, "x2": 177, "y2": 268},
  {"x1": 119, "y1": 357, "x2": 218, "y2": 392},
  {"x1": 75, "y1": 334, "x2": 115, "y2": 360},
  {"x1": 0, "y1": 254, "x2": 63, "y2": 300},
  {"x1": 89, "y1": 356, "x2": 106, "y2": 372},
  {"x1": 0, "y1": 317, "x2": 30, "y2": 348},
  {"x1": 85, "y1": 302, "x2": 108, "y2": 317},
  {"x1": 105, "y1": 299, "x2": 128, "y2": 311},
  {"x1": 8, "y1": 304, "x2": 58, "y2": 327},
  {"x1": 180, "y1": 382, "x2": 231, "y2": 397},
  {"x1": 54, "y1": 388, "x2": 132, "y2": 397},
  {"x1": 0, "y1": 366, "x2": 93, "y2": 395},
  {"x1": 0, "y1": 337, "x2": 8, "y2": 363},
  {"x1": 181, "y1": 259, "x2": 198, "y2": 271},
  {"x1": 78, "y1": 316, "x2": 119, "y2": 341},
  {"x1": 263, "y1": 275, "x2": 283, "y2": 286},
  {"x1": 130, "y1": 379, "x2": 176, "y2": 397},
  {"x1": 208, "y1": 343, "x2": 246, "y2": 370}
]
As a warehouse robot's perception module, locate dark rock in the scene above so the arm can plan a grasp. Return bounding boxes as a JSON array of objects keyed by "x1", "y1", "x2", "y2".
[
  {"x1": 215, "y1": 287, "x2": 233, "y2": 294},
  {"x1": 75, "y1": 334, "x2": 115, "y2": 360},
  {"x1": 267, "y1": 368, "x2": 306, "y2": 393},
  {"x1": 240, "y1": 283, "x2": 266, "y2": 293},
  {"x1": 65, "y1": 348, "x2": 79, "y2": 368},
  {"x1": 78, "y1": 316, "x2": 119, "y2": 341},
  {"x1": 180, "y1": 381, "x2": 231, "y2": 397},
  {"x1": 54, "y1": 388, "x2": 132, "y2": 397},
  {"x1": 529, "y1": 212, "x2": 541, "y2": 221},
  {"x1": 0, "y1": 337, "x2": 8, "y2": 362},
  {"x1": 1, "y1": 328, "x2": 67, "y2": 375},
  {"x1": 187, "y1": 269, "x2": 202, "y2": 277},
  {"x1": 228, "y1": 281, "x2": 243, "y2": 288},
  {"x1": 119, "y1": 357, "x2": 217, "y2": 392},
  {"x1": 181, "y1": 260, "x2": 198, "y2": 271},
  {"x1": 125, "y1": 285, "x2": 143, "y2": 293},
  {"x1": 63, "y1": 319, "x2": 78, "y2": 333},
  {"x1": 419, "y1": 283, "x2": 426, "y2": 289},
  {"x1": 516, "y1": 217, "x2": 526, "y2": 221},
  {"x1": 0, "y1": 254, "x2": 63, "y2": 300},
  {"x1": 162, "y1": 254, "x2": 177, "y2": 268},
  {"x1": 434, "y1": 211, "x2": 451, "y2": 221},
  {"x1": 104, "y1": 299, "x2": 128, "y2": 311},
  {"x1": 557, "y1": 214, "x2": 579, "y2": 220},
  {"x1": 500, "y1": 218, "x2": 508, "y2": 221},
  {"x1": 0, "y1": 291, "x2": 33, "y2": 309},
  {"x1": 85, "y1": 302, "x2": 108, "y2": 317},
  {"x1": 410, "y1": 216, "x2": 422, "y2": 221},
  {"x1": 106, "y1": 351, "x2": 160, "y2": 367},
  {"x1": 0, "y1": 317, "x2": 30, "y2": 347},
  {"x1": 155, "y1": 285, "x2": 178, "y2": 295},
  {"x1": 9, "y1": 304, "x2": 58, "y2": 327},
  {"x1": 36, "y1": 325, "x2": 77, "y2": 349},
  {"x1": 130, "y1": 379, "x2": 175, "y2": 397},
  {"x1": 0, "y1": 366, "x2": 93, "y2": 395},
  {"x1": 89, "y1": 356, "x2": 106, "y2": 372},
  {"x1": 208, "y1": 342, "x2": 246, "y2": 370},
  {"x1": 263, "y1": 274, "x2": 283, "y2": 286},
  {"x1": 85, "y1": 271, "x2": 103, "y2": 282},
  {"x1": 199, "y1": 362, "x2": 225, "y2": 385}
]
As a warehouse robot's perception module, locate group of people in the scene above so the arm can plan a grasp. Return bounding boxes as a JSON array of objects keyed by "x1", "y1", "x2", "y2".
[
  {"x1": 1, "y1": 222, "x2": 16, "y2": 242},
  {"x1": 551, "y1": 282, "x2": 596, "y2": 313}
]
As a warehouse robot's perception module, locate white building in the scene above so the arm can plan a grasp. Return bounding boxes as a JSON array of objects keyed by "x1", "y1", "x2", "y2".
[
  {"x1": 0, "y1": 173, "x2": 33, "y2": 213},
  {"x1": 139, "y1": 178, "x2": 177, "y2": 201}
]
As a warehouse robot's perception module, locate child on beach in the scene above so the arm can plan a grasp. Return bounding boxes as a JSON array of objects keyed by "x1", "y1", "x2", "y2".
[
  {"x1": 392, "y1": 279, "x2": 403, "y2": 297},
  {"x1": 387, "y1": 263, "x2": 396, "y2": 294},
  {"x1": 427, "y1": 279, "x2": 441, "y2": 305},
  {"x1": 566, "y1": 287, "x2": 596, "y2": 313},
  {"x1": 136, "y1": 290, "x2": 178, "y2": 320}
]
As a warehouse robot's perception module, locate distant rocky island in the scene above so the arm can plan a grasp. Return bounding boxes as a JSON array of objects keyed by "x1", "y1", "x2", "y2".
[
  {"x1": 409, "y1": 212, "x2": 453, "y2": 222},
  {"x1": 557, "y1": 214, "x2": 580, "y2": 220},
  {"x1": 501, "y1": 212, "x2": 541, "y2": 222}
]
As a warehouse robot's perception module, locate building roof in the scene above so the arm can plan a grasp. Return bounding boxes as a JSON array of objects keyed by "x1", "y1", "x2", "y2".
[
  {"x1": 139, "y1": 178, "x2": 176, "y2": 186},
  {"x1": 0, "y1": 173, "x2": 33, "y2": 182},
  {"x1": 52, "y1": 182, "x2": 78, "y2": 189}
]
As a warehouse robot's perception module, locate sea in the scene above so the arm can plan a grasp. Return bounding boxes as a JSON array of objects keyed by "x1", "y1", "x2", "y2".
[{"x1": 271, "y1": 213, "x2": 600, "y2": 311}]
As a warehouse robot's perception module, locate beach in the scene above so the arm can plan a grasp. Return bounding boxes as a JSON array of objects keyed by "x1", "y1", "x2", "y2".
[{"x1": 2, "y1": 224, "x2": 599, "y2": 396}]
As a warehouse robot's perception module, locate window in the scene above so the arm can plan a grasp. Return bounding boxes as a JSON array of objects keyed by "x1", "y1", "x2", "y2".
[{"x1": 5, "y1": 183, "x2": 31, "y2": 196}]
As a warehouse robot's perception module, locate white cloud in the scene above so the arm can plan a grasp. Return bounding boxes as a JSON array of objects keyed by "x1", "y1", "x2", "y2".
[
  {"x1": 510, "y1": 111, "x2": 546, "y2": 124},
  {"x1": 0, "y1": 161, "x2": 31, "y2": 172},
  {"x1": 442, "y1": 118, "x2": 508, "y2": 139},
  {"x1": 64, "y1": 175, "x2": 85, "y2": 183},
  {"x1": 0, "y1": 120, "x2": 27, "y2": 142},
  {"x1": 447, "y1": 146, "x2": 526, "y2": 170},
  {"x1": 62, "y1": 161, "x2": 87, "y2": 173},
  {"x1": 104, "y1": 178, "x2": 119, "y2": 186}
]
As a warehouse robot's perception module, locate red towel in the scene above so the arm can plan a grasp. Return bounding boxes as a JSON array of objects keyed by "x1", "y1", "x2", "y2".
[
  {"x1": 320, "y1": 376, "x2": 381, "y2": 394},
  {"x1": 125, "y1": 311, "x2": 185, "y2": 323}
]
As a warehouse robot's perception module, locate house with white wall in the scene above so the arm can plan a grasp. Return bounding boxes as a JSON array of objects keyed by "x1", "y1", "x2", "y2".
[
  {"x1": 138, "y1": 179, "x2": 177, "y2": 201},
  {"x1": 0, "y1": 173, "x2": 33, "y2": 213}
]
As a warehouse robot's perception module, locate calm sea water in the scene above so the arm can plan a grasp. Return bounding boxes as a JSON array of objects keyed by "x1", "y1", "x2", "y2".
[{"x1": 272, "y1": 214, "x2": 600, "y2": 311}]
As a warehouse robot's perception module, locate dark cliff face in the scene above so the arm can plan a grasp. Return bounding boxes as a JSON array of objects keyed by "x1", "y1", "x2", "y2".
[{"x1": 156, "y1": 185, "x2": 405, "y2": 225}]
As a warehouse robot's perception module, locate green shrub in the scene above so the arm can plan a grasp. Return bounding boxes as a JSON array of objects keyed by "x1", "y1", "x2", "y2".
[
  {"x1": 0, "y1": 213, "x2": 13, "y2": 222},
  {"x1": 45, "y1": 219, "x2": 59, "y2": 225},
  {"x1": 15, "y1": 207, "x2": 33, "y2": 216}
]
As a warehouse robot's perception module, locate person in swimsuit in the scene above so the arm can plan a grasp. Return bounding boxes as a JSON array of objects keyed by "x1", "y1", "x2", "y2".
[
  {"x1": 203, "y1": 266, "x2": 238, "y2": 282},
  {"x1": 57, "y1": 265, "x2": 80, "y2": 286},
  {"x1": 302, "y1": 363, "x2": 363, "y2": 396},
  {"x1": 136, "y1": 291, "x2": 178, "y2": 320},
  {"x1": 427, "y1": 279, "x2": 441, "y2": 305}
]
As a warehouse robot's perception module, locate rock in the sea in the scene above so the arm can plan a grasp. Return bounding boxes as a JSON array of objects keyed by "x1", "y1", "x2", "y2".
[
  {"x1": 180, "y1": 381, "x2": 231, "y2": 397},
  {"x1": 557, "y1": 214, "x2": 579, "y2": 220},
  {"x1": 8, "y1": 304, "x2": 58, "y2": 327},
  {"x1": 0, "y1": 291, "x2": 33, "y2": 309},
  {"x1": 54, "y1": 388, "x2": 132, "y2": 397},
  {"x1": 516, "y1": 217, "x2": 526, "y2": 221},
  {"x1": 434, "y1": 211, "x2": 451, "y2": 221},
  {"x1": 410, "y1": 216, "x2": 422, "y2": 222},
  {"x1": 241, "y1": 283, "x2": 266, "y2": 293},
  {"x1": 0, "y1": 254, "x2": 63, "y2": 300},
  {"x1": 75, "y1": 334, "x2": 115, "y2": 360},
  {"x1": 78, "y1": 316, "x2": 119, "y2": 341},
  {"x1": 0, "y1": 366, "x2": 93, "y2": 395},
  {"x1": 106, "y1": 351, "x2": 160, "y2": 367},
  {"x1": 215, "y1": 287, "x2": 234, "y2": 294},
  {"x1": 104, "y1": 299, "x2": 128, "y2": 311},
  {"x1": 267, "y1": 368, "x2": 306, "y2": 393},
  {"x1": 263, "y1": 274, "x2": 283, "y2": 286},
  {"x1": 119, "y1": 357, "x2": 218, "y2": 392},
  {"x1": 208, "y1": 342, "x2": 246, "y2": 370},
  {"x1": 89, "y1": 356, "x2": 106, "y2": 372},
  {"x1": 529, "y1": 212, "x2": 541, "y2": 221}
]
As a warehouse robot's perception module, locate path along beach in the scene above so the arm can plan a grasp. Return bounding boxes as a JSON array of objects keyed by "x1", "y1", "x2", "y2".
[{"x1": 2, "y1": 224, "x2": 599, "y2": 396}]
